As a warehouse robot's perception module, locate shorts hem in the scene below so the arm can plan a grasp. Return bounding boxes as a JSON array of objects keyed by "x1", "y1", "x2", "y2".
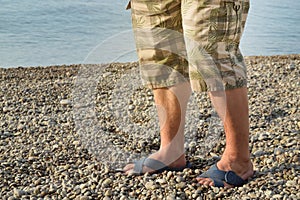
[
  {"x1": 142, "y1": 79, "x2": 189, "y2": 89},
  {"x1": 192, "y1": 78, "x2": 247, "y2": 93}
]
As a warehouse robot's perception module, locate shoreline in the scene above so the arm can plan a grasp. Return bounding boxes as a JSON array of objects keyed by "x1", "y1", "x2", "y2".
[
  {"x1": 0, "y1": 54, "x2": 299, "y2": 199},
  {"x1": 1, "y1": 54, "x2": 299, "y2": 69}
]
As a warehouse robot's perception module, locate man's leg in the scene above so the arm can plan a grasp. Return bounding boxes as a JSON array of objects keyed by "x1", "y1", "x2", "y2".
[
  {"x1": 124, "y1": 82, "x2": 191, "y2": 174},
  {"x1": 197, "y1": 87, "x2": 253, "y2": 187},
  {"x1": 125, "y1": 0, "x2": 191, "y2": 174},
  {"x1": 180, "y1": 0, "x2": 253, "y2": 186}
]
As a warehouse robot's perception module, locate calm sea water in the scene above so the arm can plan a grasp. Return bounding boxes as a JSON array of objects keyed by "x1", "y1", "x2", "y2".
[{"x1": 0, "y1": 0, "x2": 299, "y2": 68}]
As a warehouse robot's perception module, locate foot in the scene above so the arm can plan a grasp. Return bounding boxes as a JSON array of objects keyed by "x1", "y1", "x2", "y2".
[
  {"x1": 196, "y1": 158, "x2": 254, "y2": 187},
  {"x1": 123, "y1": 152, "x2": 187, "y2": 175}
]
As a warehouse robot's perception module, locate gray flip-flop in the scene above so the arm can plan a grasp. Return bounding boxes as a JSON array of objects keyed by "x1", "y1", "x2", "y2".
[
  {"x1": 130, "y1": 157, "x2": 192, "y2": 175},
  {"x1": 198, "y1": 164, "x2": 248, "y2": 187}
]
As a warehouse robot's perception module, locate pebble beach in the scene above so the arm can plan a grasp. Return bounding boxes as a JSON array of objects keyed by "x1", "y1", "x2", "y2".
[{"x1": 0, "y1": 55, "x2": 299, "y2": 199}]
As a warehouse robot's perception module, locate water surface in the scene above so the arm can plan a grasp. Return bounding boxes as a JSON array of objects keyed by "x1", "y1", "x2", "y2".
[{"x1": 0, "y1": 0, "x2": 299, "y2": 67}]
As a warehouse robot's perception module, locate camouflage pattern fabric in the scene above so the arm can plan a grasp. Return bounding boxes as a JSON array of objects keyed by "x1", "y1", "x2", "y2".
[{"x1": 130, "y1": 0, "x2": 250, "y2": 92}]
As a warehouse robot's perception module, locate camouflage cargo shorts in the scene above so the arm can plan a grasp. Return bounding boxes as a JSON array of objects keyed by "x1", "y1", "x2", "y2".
[{"x1": 128, "y1": 0, "x2": 250, "y2": 92}]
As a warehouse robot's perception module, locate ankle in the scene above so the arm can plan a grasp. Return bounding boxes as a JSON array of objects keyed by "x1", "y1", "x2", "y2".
[
  {"x1": 151, "y1": 151, "x2": 186, "y2": 167},
  {"x1": 218, "y1": 154, "x2": 253, "y2": 173},
  {"x1": 158, "y1": 144, "x2": 185, "y2": 158},
  {"x1": 222, "y1": 150, "x2": 251, "y2": 163}
]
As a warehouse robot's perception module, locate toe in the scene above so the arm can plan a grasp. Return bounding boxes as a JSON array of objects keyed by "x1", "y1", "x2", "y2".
[
  {"x1": 203, "y1": 178, "x2": 214, "y2": 186},
  {"x1": 197, "y1": 177, "x2": 214, "y2": 186},
  {"x1": 197, "y1": 177, "x2": 223, "y2": 187},
  {"x1": 196, "y1": 177, "x2": 204, "y2": 184},
  {"x1": 123, "y1": 163, "x2": 134, "y2": 174},
  {"x1": 197, "y1": 177, "x2": 234, "y2": 188}
]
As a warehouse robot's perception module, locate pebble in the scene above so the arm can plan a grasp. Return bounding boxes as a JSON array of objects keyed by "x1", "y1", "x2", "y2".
[
  {"x1": 265, "y1": 190, "x2": 273, "y2": 197},
  {"x1": 73, "y1": 140, "x2": 81, "y2": 146},
  {"x1": 288, "y1": 62, "x2": 295, "y2": 70},
  {"x1": 286, "y1": 180, "x2": 296, "y2": 187},
  {"x1": 120, "y1": 195, "x2": 128, "y2": 200},
  {"x1": 274, "y1": 148, "x2": 284, "y2": 155},
  {"x1": 102, "y1": 178, "x2": 112, "y2": 187},
  {"x1": 272, "y1": 194, "x2": 283, "y2": 199},
  {"x1": 166, "y1": 194, "x2": 176, "y2": 200},
  {"x1": 3, "y1": 106, "x2": 9, "y2": 113},
  {"x1": 103, "y1": 72, "x2": 112, "y2": 78},
  {"x1": 258, "y1": 133, "x2": 269, "y2": 141},
  {"x1": 60, "y1": 99, "x2": 71, "y2": 105},
  {"x1": 253, "y1": 150, "x2": 265, "y2": 157},
  {"x1": 156, "y1": 178, "x2": 167, "y2": 184},
  {"x1": 0, "y1": 55, "x2": 299, "y2": 199},
  {"x1": 105, "y1": 189, "x2": 112, "y2": 196},
  {"x1": 248, "y1": 193, "x2": 257, "y2": 198},
  {"x1": 167, "y1": 171, "x2": 173, "y2": 180},
  {"x1": 79, "y1": 196, "x2": 89, "y2": 200},
  {"x1": 176, "y1": 176, "x2": 184, "y2": 183},
  {"x1": 145, "y1": 181, "x2": 157, "y2": 190},
  {"x1": 128, "y1": 105, "x2": 135, "y2": 110},
  {"x1": 176, "y1": 182, "x2": 186, "y2": 189},
  {"x1": 13, "y1": 188, "x2": 26, "y2": 198}
]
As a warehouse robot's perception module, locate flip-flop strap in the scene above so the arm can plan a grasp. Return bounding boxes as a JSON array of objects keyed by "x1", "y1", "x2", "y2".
[
  {"x1": 133, "y1": 157, "x2": 167, "y2": 174},
  {"x1": 199, "y1": 164, "x2": 225, "y2": 179},
  {"x1": 199, "y1": 164, "x2": 226, "y2": 187},
  {"x1": 166, "y1": 161, "x2": 192, "y2": 172},
  {"x1": 143, "y1": 158, "x2": 167, "y2": 171},
  {"x1": 133, "y1": 157, "x2": 147, "y2": 174},
  {"x1": 199, "y1": 164, "x2": 247, "y2": 187},
  {"x1": 225, "y1": 171, "x2": 247, "y2": 186}
]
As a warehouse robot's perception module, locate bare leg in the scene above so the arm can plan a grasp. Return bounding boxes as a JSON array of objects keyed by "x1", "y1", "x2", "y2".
[
  {"x1": 123, "y1": 82, "x2": 192, "y2": 174},
  {"x1": 197, "y1": 87, "x2": 254, "y2": 187}
]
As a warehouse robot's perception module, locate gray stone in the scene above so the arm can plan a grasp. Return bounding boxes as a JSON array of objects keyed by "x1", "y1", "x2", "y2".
[
  {"x1": 253, "y1": 150, "x2": 265, "y2": 157},
  {"x1": 272, "y1": 194, "x2": 283, "y2": 199},
  {"x1": 286, "y1": 180, "x2": 296, "y2": 187},
  {"x1": 166, "y1": 194, "x2": 176, "y2": 200},
  {"x1": 79, "y1": 196, "x2": 89, "y2": 200},
  {"x1": 60, "y1": 99, "x2": 71, "y2": 105},
  {"x1": 176, "y1": 176, "x2": 184, "y2": 183},
  {"x1": 102, "y1": 178, "x2": 113, "y2": 187},
  {"x1": 13, "y1": 188, "x2": 26, "y2": 198},
  {"x1": 105, "y1": 189, "x2": 112, "y2": 196},
  {"x1": 175, "y1": 182, "x2": 186, "y2": 189},
  {"x1": 156, "y1": 178, "x2": 167, "y2": 185},
  {"x1": 145, "y1": 181, "x2": 157, "y2": 190}
]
